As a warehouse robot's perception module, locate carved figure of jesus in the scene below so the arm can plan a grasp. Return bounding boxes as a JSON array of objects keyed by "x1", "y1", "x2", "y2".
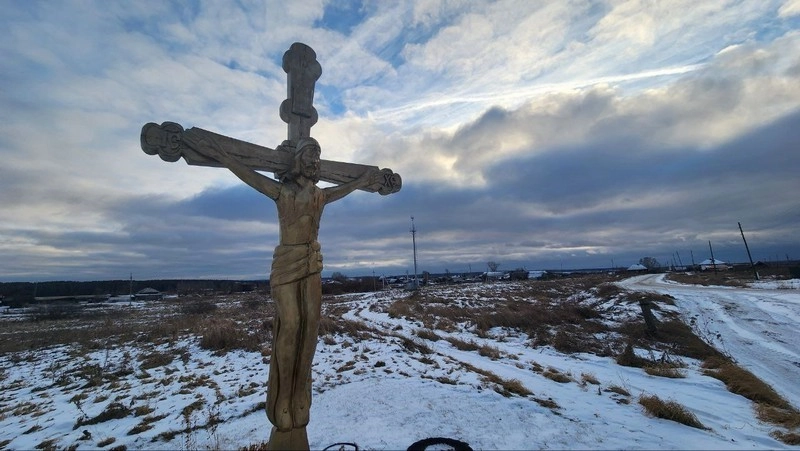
[
  {"x1": 141, "y1": 43, "x2": 400, "y2": 450},
  {"x1": 196, "y1": 135, "x2": 375, "y2": 445}
]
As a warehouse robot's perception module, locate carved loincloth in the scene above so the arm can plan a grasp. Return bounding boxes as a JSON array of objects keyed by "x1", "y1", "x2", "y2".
[{"x1": 270, "y1": 241, "x2": 323, "y2": 287}]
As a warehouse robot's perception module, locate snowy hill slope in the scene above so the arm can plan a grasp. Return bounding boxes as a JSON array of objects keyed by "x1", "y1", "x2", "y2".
[{"x1": 0, "y1": 275, "x2": 797, "y2": 449}]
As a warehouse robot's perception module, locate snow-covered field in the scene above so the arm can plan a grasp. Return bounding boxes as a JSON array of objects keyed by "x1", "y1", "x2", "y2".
[{"x1": 1, "y1": 275, "x2": 798, "y2": 450}]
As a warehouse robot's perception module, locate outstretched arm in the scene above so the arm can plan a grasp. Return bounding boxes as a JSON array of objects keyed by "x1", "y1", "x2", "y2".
[
  {"x1": 185, "y1": 135, "x2": 282, "y2": 200},
  {"x1": 324, "y1": 170, "x2": 377, "y2": 204}
]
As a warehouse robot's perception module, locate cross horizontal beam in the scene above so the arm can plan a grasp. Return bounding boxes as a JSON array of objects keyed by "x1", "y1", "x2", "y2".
[{"x1": 141, "y1": 121, "x2": 401, "y2": 195}]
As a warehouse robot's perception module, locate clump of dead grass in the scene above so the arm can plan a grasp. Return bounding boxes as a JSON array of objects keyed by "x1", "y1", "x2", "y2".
[
  {"x1": 240, "y1": 441, "x2": 269, "y2": 451},
  {"x1": 639, "y1": 394, "x2": 705, "y2": 429},
  {"x1": 616, "y1": 342, "x2": 648, "y2": 368},
  {"x1": 96, "y1": 437, "x2": 116, "y2": 447},
  {"x1": 667, "y1": 272, "x2": 749, "y2": 288},
  {"x1": 446, "y1": 336, "x2": 480, "y2": 351},
  {"x1": 702, "y1": 358, "x2": 800, "y2": 445},
  {"x1": 494, "y1": 378, "x2": 532, "y2": 398},
  {"x1": 415, "y1": 328, "x2": 441, "y2": 342},
  {"x1": 594, "y1": 282, "x2": 624, "y2": 300},
  {"x1": 643, "y1": 363, "x2": 686, "y2": 378},
  {"x1": 757, "y1": 404, "x2": 800, "y2": 429},
  {"x1": 318, "y1": 317, "x2": 375, "y2": 340},
  {"x1": 534, "y1": 397, "x2": 560, "y2": 409},
  {"x1": 542, "y1": 367, "x2": 572, "y2": 383},
  {"x1": 399, "y1": 337, "x2": 432, "y2": 355},
  {"x1": 580, "y1": 372, "x2": 600, "y2": 385},
  {"x1": 770, "y1": 431, "x2": 800, "y2": 445},
  {"x1": 199, "y1": 319, "x2": 264, "y2": 353},
  {"x1": 702, "y1": 357, "x2": 790, "y2": 409},
  {"x1": 461, "y1": 362, "x2": 532, "y2": 398},
  {"x1": 606, "y1": 385, "x2": 631, "y2": 397},
  {"x1": 74, "y1": 402, "x2": 131, "y2": 429},
  {"x1": 478, "y1": 344, "x2": 503, "y2": 360},
  {"x1": 386, "y1": 296, "x2": 415, "y2": 319},
  {"x1": 138, "y1": 351, "x2": 174, "y2": 370}
]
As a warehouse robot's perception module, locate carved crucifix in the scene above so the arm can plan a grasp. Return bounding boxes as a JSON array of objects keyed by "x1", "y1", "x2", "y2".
[{"x1": 140, "y1": 42, "x2": 401, "y2": 450}]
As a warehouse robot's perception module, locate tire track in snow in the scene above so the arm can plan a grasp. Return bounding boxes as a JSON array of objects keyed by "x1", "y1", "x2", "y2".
[{"x1": 619, "y1": 273, "x2": 800, "y2": 406}]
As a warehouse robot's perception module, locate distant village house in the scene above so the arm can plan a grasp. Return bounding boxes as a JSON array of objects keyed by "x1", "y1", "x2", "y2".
[
  {"x1": 134, "y1": 288, "x2": 163, "y2": 301},
  {"x1": 699, "y1": 258, "x2": 730, "y2": 271}
]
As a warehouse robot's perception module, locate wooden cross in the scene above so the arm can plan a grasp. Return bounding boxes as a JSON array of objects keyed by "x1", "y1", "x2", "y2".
[
  {"x1": 140, "y1": 42, "x2": 401, "y2": 195},
  {"x1": 140, "y1": 42, "x2": 401, "y2": 450}
]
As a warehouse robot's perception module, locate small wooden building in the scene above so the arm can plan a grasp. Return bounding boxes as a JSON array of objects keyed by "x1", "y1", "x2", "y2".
[{"x1": 134, "y1": 288, "x2": 163, "y2": 301}]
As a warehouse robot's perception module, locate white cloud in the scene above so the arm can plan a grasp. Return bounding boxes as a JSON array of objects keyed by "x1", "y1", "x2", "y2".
[
  {"x1": 1, "y1": 0, "x2": 799, "y2": 280},
  {"x1": 779, "y1": 0, "x2": 800, "y2": 17}
]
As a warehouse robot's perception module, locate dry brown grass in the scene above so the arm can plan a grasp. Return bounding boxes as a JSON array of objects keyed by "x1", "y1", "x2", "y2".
[
  {"x1": 643, "y1": 363, "x2": 686, "y2": 379},
  {"x1": 580, "y1": 372, "x2": 600, "y2": 385},
  {"x1": 702, "y1": 358, "x2": 790, "y2": 409},
  {"x1": 606, "y1": 385, "x2": 631, "y2": 397},
  {"x1": 534, "y1": 397, "x2": 560, "y2": 409},
  {"x1": 639, "y1": 394, "x2": 706, "y2": 429},
  {"x1": 667, "y1": 272, "x2": 749, "y2": 288},
  {"x1": 381, "y1": 276, "x2": 620, "y2": 356},
  {"x1": 387, "y1": 297, "x2": 413, "y2": 319},
  {"x1": 96, "y1": 437, "x2": 116, "y2": 447},
  {"x1": 138, "y1": 351, "x2": 174, "y2": 370},
  {"x1": 445, "y1": 336, "x2": 480, "y2": 351},
  {"x1": 624, "y1": 290, "x2": 676, "y2": 307},
  {"x1": 756, "y1": 404, "x2": 800, "y2": 429},
  {"x1": 318, "y1": 316, "x2": 375, "y2": 340},
  {"x1": 478, "y1": 344, "x2": 503, "y2": 360},
  {"x1": 399, "y1": 337, "x2": 432, "y2": 355},
  {"x1": 198, "y1": 319, "x2": 265, "y2": 353},
  {"x1": 542, "y1": 367, "x2": 572, "y2": 383},
  {"x1": 74, "y1": 402, "x2": 131, "y2": 429},
  {"x1": 240, "y1": 441, "x2": 269, "y2": 451},
  {"x1": 703, "y1": 361, "x2": 800, "y2": 445},
  {"x1": 495, "y1": 378, "x2": 532, "y2": 397},
  {"x1": 415, "y1": 328, "x2": 441, "y2": 342},
  {"x1": 771, "y1": 431, "x2": 800, "y2": 445},
  {"x1": 616, "y1": 342, "x2": 648, "y2": 368},
  {"x1": 0, "y1": 293, "x2": 276, "y2": 356},
  {"x1": 461, "y1": 362, "x2": 532, "y2": 398},
  {"x1": 594, "y1": 282, "x2": 624, "y2": 300}
]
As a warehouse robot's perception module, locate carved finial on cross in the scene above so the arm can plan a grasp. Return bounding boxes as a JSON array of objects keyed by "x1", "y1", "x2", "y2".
[{"x1": 280, "y1": 42, "x2": 322, "y2": 146}]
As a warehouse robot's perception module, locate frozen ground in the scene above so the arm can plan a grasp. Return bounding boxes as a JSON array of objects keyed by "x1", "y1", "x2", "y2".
[{"x1": 0, "y1": 276, "x2": 798, "y2": 450}]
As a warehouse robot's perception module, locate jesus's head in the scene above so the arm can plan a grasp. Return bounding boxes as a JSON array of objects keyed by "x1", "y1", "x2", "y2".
[{"x1": 280, "y1": 137, "x2": 321, "y2": 183}]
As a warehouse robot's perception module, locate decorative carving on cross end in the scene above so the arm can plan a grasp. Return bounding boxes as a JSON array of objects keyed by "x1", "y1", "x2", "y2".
[
  {"x1": 280, "y1": 42, "x2": 322, "y2": 147},
  {"x1": 140, "y1": 121, "x2": 186, "y2": 162}
]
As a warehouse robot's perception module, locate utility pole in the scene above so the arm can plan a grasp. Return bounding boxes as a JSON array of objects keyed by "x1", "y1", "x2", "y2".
[
  {"x1": 410, "y1": 216, "x2": 418, "y2": 289},
  {"x1": 708, "y1": 241, "x2": 718, "y2": 274},
  {"x1": 738, "y1": 222, "x2": 759, "y2": 280},
  {"x1": 690, "y1": 250, "x2": 696, "y2": 268}
]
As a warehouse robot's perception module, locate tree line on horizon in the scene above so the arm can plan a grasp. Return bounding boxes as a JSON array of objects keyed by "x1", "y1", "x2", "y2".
[{"x1": 0, "y1": 279, "x2": 269, "y2": 306}]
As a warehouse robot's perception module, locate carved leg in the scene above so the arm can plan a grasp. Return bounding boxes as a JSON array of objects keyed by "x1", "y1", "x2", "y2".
[
  {"x1": 266, "y1": 315, "x2": 281, "y2": 427},
  {"x1": 267, "y1": 282, "x2": 301, "y2": 431},
  {"x1": 292, "y1": 274, "x2": 321, "y2": 427}
]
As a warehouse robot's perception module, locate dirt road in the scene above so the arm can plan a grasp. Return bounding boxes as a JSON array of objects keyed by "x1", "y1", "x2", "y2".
[{"x1": 619, "y1": 273, "x2": 800, "y2": 406}]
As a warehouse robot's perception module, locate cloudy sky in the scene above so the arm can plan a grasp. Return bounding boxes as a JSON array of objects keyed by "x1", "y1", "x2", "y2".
[{"x1": 2, "y1": 1, "x2": 799, "y2": 282}]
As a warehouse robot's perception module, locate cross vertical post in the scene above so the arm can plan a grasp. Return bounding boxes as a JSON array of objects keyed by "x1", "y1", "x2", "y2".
[{"x1": 280, "y1": 42, "x2": 322, "y2": 146}]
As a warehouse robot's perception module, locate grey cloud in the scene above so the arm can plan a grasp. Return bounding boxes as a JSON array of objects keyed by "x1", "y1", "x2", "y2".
[{"x1": 2, "y1": 1, "x2": 799, "y2": 281}]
